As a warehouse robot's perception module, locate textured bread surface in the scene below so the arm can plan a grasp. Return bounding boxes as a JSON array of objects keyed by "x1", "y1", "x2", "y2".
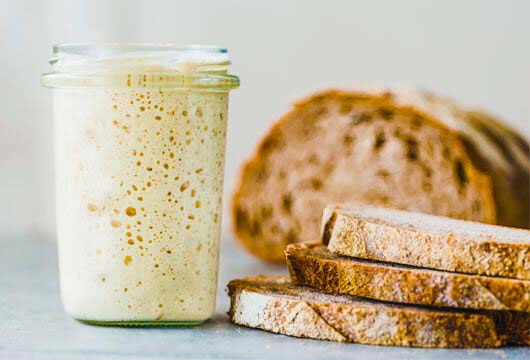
[
  {"x1": 323, "y1": 205, "x2": 530, "y2": 280},
  {"x1": 387, "y1": 89, "x2": 529, "y2": 229},
  {"x1": 286, "y1": 242, "x2": 530, "y2": 311},
  {"x1": 227, "y1": 275, "x2": 529, "y2": 348},
  {"x1": 232, "y1": 90, "x2": 503, "y2": 261}
]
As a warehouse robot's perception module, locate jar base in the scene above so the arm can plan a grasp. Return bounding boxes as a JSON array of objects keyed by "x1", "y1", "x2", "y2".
[{"x1": 76, "y1": 319, "x2": 205, "y2": 327}]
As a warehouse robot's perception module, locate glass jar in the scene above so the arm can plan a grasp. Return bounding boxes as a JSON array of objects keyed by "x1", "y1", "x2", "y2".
[{"x1": 41, "y1": 44, "x2": 239, "y2": 326}]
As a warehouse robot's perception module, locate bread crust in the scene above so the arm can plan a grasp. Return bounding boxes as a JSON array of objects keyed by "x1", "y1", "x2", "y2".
[
  {"x1": 323, "y1": 205, "x2": 530, "y2": 280},
  {"x1": 231, "y1": 90, "x2": 497, "y2": 261},
  {"x1": 227, "y1": 275, "x2": 529, "y2": 348},
  {"x1": 286, "y1": 242, "x2": 530, "y2": 311},
  {"x1": 385, "y1": 88, "x2": 529, "y2": 228}
]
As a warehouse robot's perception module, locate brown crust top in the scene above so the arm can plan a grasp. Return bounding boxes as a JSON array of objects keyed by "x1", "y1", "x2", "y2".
[
  {"x1": 286, "y1": 242, "x2": 530, "y2": 311},
  {"x1": 227, "y1": 275, "x2": 529, "y2": 348}
]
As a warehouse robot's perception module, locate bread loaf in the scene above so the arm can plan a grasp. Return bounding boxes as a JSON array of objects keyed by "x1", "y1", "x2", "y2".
[{"x1": 232, "y1": 90, "x2": 512, "y2": 261}]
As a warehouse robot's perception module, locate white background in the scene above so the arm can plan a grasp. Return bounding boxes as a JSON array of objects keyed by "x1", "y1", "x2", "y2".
[{"x1": 2, "y1": 0, "x2": 529, "y2": 240}]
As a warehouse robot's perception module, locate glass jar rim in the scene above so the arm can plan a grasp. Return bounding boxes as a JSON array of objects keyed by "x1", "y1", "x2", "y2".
[{"x1": 41, "y1": 43, "x2": 240, "y2": 90}]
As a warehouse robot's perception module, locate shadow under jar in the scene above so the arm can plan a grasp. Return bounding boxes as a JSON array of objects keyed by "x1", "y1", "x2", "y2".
[{"x1": 41, "y1": 44, "x2": 239, "y2": 326}]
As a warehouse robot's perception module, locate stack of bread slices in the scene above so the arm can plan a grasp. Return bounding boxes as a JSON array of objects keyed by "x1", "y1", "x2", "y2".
[{"x1": 228, "y1": 205, "x2": 530, "y2": 348}]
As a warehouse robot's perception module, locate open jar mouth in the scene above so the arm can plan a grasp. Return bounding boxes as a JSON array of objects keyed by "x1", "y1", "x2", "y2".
[{"x1": 41, "y1": 43, "x2": 240, "y2": 90}]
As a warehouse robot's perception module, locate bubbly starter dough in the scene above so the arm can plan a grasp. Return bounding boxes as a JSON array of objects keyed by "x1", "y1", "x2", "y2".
[{"x1": 54, "y1": 85, "x2": 228, "y2": 322}]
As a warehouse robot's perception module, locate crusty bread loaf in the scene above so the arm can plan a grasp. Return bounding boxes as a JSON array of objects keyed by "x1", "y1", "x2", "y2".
[
  {"x1": 322, "y1": 205, "x2": 530, "y2": 280},
  {"x1": 227, "y1": 275, "x2": 529, "y2": 348},
  {"x1": 232, "y1": 90, "x2": 501, "y2": 261},
  {"x1": 286, "y1": 242, "x2": 530, "y2": 311},
  {"x1": 387, "y1": 89, "x2": 529, "y2": 228}
]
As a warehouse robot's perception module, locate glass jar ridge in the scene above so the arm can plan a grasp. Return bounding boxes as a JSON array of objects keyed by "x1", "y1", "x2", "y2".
[{"x1": 41, "y1": 43, "x2": 240, "y2": 90}]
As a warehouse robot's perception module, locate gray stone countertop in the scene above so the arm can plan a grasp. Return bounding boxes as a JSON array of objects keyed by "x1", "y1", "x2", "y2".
[{"x1": 1, "y1": 234, "x2": 528, "y2": 359}]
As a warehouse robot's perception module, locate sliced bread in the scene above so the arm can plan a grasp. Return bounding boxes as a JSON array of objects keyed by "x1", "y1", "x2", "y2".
[
  {"x1": 231, "y1": 90, "x2": 499, "y2": 261},
  {"x1": 227, "y1": 275, "x2": 529, "y2": 348},
  {"x1": 322, "y1": 205, "x2": 530, "y2": 280},
  {"x1": 286, "y1": 242, "x2": 530, "y2": 311}
]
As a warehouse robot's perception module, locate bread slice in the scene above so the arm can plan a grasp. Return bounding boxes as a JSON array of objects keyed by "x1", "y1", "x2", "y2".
[
  {"x1": 227, "y1": 275, "x2": 529, "y2": 348},
  {"x1": 286, "y1": 242, "x2": 530, "y2": 311},
  {"x1": 231, "y1": 90, "x2": 497, "y2": 261},
  {"x1": 322, "y1": 205, "x2": 530, "y2": 280}
]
